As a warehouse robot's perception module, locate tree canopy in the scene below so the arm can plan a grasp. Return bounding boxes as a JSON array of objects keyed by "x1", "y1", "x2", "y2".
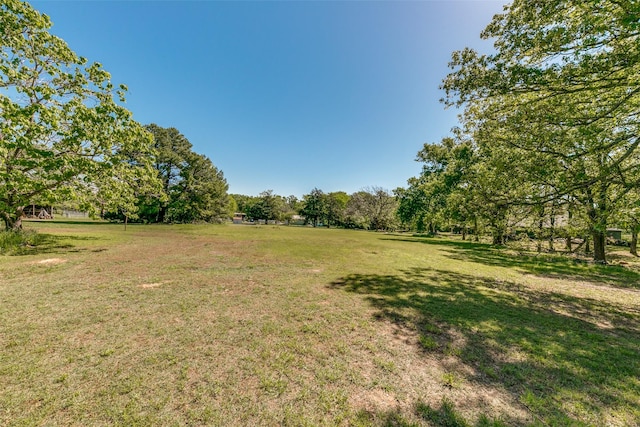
[
  {"x1": 435, "y1": 0, "x2": 640, "y2": 263},
  {"x1": 110, "y1": 124, "x2": 229, "y2": 224},
  {"x1": 0, "y1": 0, "x2": 159, "y2": 230}
]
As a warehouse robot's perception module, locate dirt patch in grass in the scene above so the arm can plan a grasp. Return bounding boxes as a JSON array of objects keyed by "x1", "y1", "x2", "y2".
[
  {"x1": 139, "y1": 282, "x2": 164, "y2": 289},
  {"x1": 350, "y1": 389, "x2": 399, "y2": 412},
  {"x1": 34, "y1": 258, "x2": 67, "y2": 265}
]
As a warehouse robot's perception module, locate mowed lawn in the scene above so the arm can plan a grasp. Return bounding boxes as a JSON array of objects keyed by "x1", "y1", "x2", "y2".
[{"x1": 1, "y1": 222, "x2": 639, "y2": 426}]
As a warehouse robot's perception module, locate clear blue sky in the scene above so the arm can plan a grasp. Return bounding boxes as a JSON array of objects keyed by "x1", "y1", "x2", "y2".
[{"x1": 31, "y1": 0, "x2": 505, "y2": 197}]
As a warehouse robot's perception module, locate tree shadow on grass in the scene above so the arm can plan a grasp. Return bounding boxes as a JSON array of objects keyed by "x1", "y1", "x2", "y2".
[
  {"x1": 381, "y1": 235, "x2": 640, "y2": 289},
  {"x1": 4, "y1": 233, "x2": 101, "y2": 256},
  {"x1": 24, "y1": 219, "x2": 114, "y2": 226},
  {"x1": 356, "y1": 399, "x2": 503, "y2": 427},
  {"x1": 329, "y1": 268, "x2": 640, "y2": 426}
]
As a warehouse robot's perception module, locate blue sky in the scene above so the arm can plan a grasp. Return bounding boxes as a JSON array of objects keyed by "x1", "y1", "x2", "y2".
[{"x1": 31, "y1": 0, "x2": 505, "y2": 197}]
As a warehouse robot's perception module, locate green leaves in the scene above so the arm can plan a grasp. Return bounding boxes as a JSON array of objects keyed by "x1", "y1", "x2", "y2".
[
  {"x1": 167, "y1": 152, "x2": 228, "y2": 223},
  {"x1": 113, "y1": 124, "x2": 229, "y2": 224},
  {"x1": 0, "y1": 0, "x2": 160, "y2": 229},
  {"x1": 435, "y1": 0, "x2": 640, "y2": 261}
]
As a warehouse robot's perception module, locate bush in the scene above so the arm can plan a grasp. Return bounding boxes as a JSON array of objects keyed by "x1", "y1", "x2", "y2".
[{"x1": 0, "y1": 230, "x2": 45, "y2": 255}]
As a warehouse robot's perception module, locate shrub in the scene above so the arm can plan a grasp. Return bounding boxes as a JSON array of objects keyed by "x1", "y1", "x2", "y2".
[{"x1": 0, "y1": 230, "x2": 45, "y2": 255}]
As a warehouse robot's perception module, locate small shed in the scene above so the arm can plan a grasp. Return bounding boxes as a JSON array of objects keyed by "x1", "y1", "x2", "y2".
[
  {"x1": 23, "y1": 205, "x2": 53, "y2": 219},
  {"x1": 232, "y1": 213, "x2": 246, "y2": 224},
  {"x1": 606, "y1": 229, "x2": 623, "y2": 241}
]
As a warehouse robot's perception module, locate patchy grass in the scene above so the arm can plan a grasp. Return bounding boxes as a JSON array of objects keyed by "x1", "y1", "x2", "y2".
[{"x1": 1, "y1": 221, "x2": 639, "y2": 426}]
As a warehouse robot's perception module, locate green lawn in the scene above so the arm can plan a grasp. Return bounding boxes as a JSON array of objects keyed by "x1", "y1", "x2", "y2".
[{"x1": 1, "y1": 221, "x2": 639, "y2": 426}]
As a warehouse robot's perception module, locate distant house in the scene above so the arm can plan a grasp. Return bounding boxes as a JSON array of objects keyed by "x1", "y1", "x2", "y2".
[
  {"x1": 232, "y1": 213, "x2": 246, "y2": 224},
  {"x1": 289, "y1": 214, "x2": 305, "y2": 226}
]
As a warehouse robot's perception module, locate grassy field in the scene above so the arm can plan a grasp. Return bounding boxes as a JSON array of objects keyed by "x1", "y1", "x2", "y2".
[{"x1": 1, "y1": 221, "x2": 639, "y2": 426}]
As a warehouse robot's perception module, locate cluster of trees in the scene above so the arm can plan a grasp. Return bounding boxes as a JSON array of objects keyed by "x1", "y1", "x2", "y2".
[
  {"x1": 0, "y1": 0, "x2": 160, "y2": 230},
  {"x1": 300, "y1": 187, "x2": 398, "y2": 230},
  {"x1": 0, "y1": 1, "x2": 228, "y2": 229},
  {"x1": 399, "y1": 0, "x2": 640, "y2": 263},
  {"x1": 231, "y1": 187, "x2": 398, "y2": 231},
  {"x1": 105, "y1": 124, "x2": 229, "y2": 224},
  {"x1": 231, "y1": 191, "x2": 300, "y2": 225}
]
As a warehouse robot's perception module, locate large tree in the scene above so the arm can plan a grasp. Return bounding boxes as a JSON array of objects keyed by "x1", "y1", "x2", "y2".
[
  {"x1": 144, "y1": 124, "x2": 194, "y2": 223},
  {"x1": 347, "y1": 187, "x2": 398, "y2": 231},
  {"x1": 398, "y1": 136, "x2": 477, "y2": 235},
  {"x1": 122, "y1": 124, "x2": 229, "y2": 224},
  {"x1": 300, "y1": 188, "x2": 326, "y2": 227},
  {"x1": 0, "y1": 0, "x2": 158, "y2": 230},
  {"x1": 325, "y1": 191, "x2": 349, "y2": 228},
  {"x1": 400, "y1": 130, "x2": 525, "y2": 243},
  {"x1": 442, "y1": 0, "x2": 640, "y2": 263},
  {"x1": 166, "y1": 152, "x2": 228, "y2": 223},
  {"x1": 246, "y1": 190, "x2": 283, "y2": 224}
]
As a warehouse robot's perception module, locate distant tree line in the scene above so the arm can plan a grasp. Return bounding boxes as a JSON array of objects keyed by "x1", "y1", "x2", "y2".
[{"x1": 230, "y1": 186, "x2": 398, "y2": 231}]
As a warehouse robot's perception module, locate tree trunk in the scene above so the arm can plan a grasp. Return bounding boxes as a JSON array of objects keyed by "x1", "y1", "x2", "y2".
[
  {"x1": 2, "y1": 207, "x2": 24, "y2": 231},
  {"x1": 548, "y1": 207, "x2": 555, "y2": 252},
  {"x1": 492, "y1": 223, "x2": 506, "y2": 245},
  {"x1": 592, "y1": 230, "x2": 606, "y2": 264},
  {"x1": 473, "y1": 217, "x2": 479, "y2": 241},
  {"x1": 630, "y1": 230, "x2": 638, "y2": 257},
  {"x1": 537, "y1": 206, "x2": 544, "y2": 253},
  {"x1": 490, "y1": 205, "x2": 507, "y2": 246},
  {"x1": 157, "y1": 205, "x2": 167, "y2": 223},
  {"x1": 565, "y1": 200, "x2": 573, "y2": 252},
  {"x1": 492, "y1": 231, "x2": 505, "y2": 245},
  {"x1": 462, "y1": 226, "x2": 466, "y2": 241},
  {"x1": 537, "y1": 221, "x2": 543, "y2": 252},
  {"x1": 584, "y1": 186, "x2": 608, "y2": 263}
]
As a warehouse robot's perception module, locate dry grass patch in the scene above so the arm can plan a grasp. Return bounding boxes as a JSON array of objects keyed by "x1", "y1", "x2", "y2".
[
  {"x1": 33, "y1": 258, "x2": 67, "y2": 265},
  {"x1": 138, "y1": 282, "x2": 165, "y2": 289}
]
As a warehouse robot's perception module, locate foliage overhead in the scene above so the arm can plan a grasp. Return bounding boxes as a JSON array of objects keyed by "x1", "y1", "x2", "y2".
[{"x1": 0, "y1": 0, "x2": 160, "y2": 230}]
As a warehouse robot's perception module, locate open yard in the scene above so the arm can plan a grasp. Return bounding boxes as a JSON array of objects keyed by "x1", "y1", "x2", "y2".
[{"x1": 1, "y1": 221, "x2": 639, "y2": 426}]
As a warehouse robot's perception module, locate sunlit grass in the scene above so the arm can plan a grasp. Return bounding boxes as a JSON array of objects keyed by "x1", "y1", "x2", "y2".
[{"x1": 1, "y1": 221, "x2": 638, "y2": 426}]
